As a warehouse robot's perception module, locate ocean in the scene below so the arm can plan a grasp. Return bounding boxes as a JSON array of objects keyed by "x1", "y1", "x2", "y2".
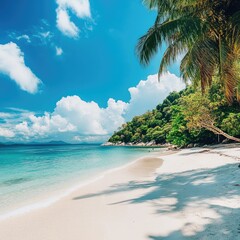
[{"x1": 0, "y1": 144, "x2": 160, "y2": 220}]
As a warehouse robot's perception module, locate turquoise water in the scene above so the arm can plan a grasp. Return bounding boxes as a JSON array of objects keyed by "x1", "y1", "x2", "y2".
[{"x1": 0, "y1": 144, "x2": 159, "y2": 218}]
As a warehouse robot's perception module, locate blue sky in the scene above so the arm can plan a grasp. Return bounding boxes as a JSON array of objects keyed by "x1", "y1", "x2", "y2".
[{"x1": 0, "y1": 0, "x2": 183, "y2": 143}]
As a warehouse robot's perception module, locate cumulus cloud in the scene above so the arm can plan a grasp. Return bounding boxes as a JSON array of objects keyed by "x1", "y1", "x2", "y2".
[
  {"x1": 125, "y1": 72, "x2": 185, "y2": 120},
  {"x1": 0, "y1": 72, "x2": 185, "y2": 143},
  {"x1": 55, "y1": 96, "x2": 106, "y2": 135},
  {"x1": 0, "y1": 96, "x2": 126, "y2": 142},
  {"x1": 0, "y1": 112, "x2": 13, "y2": 118},
  {"x1": 0, "y1": 127, "x2": 15, "y2": 138},
  {"x1": 101, "y1": 98, "x2": 128, "y2": 133},
  {"x1": 0, "y1": 42, "x2": 41, "y2": 94},
  {"x1": 56, "y1": 0, "x2": 91, "y2": 38},
  {"x1": 57, "y1": 0, "x2": 91, "y2": 18},
  {"x1": 53, "y1": 96, "x2": 127, "y2": 135},
  {"x1": 56, "y1": 8, "x2": 79, "y2": 37}
]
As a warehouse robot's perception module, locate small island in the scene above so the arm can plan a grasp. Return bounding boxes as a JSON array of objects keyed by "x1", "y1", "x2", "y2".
[{"x1": 107, "y1": 83, "x2": 240, "y2": 148}]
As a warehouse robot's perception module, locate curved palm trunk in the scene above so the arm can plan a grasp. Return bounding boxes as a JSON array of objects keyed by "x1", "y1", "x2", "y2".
[{"x1": 202, "y1": 123, "x2": 240, "y2": 143}]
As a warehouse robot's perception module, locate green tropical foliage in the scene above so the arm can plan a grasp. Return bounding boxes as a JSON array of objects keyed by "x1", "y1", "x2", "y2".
[
  {"x1": 180, "y1": 89, "x2": 240, "y2": 142},
  {"x1": 108, "y1": 85, "x2": 240, "y2": 147},
  {"x1": 137, "y1": 0, "x2": 240, "y2": 103}
]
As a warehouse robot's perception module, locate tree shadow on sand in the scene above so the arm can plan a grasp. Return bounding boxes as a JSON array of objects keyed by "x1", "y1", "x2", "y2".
[{"x1": 73, "y1": 162, "x2": 240, "y2": 239}]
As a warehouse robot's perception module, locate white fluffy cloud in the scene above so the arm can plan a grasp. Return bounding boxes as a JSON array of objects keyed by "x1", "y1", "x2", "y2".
[
  {"x1": 0, "y1": 127, "x2": 15, "y2": 138},
  {"x1": 55, "y1": 96, "x2": 127, "y2": 135},
  {"x1": 15, "y1": 113, "x2": 76, "y2": 138},
  {"x1": 0, "y1": 72, "x2": 185, "y2": 143},
  {"x1": 0, "y1": 42, "x2": 41, "y2": 94},
  {"x1": 57, "y1": 0, "x2": 91, "y2": 18},
  {"x1": 56, "y1": 8, "x2": 79, "y2": 37},
  {"x1": 6, "y1": 96, "x2": 126, "y2": 142},
  {"x1": 56, "y1": 0, "x2": 91, "y2": 38},
  {"x1": 125, "y1": 72, "x2": 185, "y2": 120}
]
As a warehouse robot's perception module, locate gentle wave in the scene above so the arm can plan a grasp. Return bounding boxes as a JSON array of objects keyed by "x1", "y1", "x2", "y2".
[
  {"x1": 0, "y1": 145, "x2": 162, "y2": 221},
  {"x1": 0, "y1": 155, "x2": 158, "y2": 221}
]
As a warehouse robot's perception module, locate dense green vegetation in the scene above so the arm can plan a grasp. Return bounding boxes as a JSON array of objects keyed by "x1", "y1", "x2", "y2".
[
  {"x1": 110, "y1": 0, "x2": 240, "y2": 147},
  {"x1": 109, "y1": 84, "x2": 240, "y2": 147}
]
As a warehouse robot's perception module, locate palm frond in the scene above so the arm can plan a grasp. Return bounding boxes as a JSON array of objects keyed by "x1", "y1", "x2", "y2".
[
  {"x1": 181, "y1": 38, "x2": 219, "y2": 92},
  {"x1": 138, "y1": 0, "x2": 240, "y2": 103},
  {"x1": 136, "y1": 25, "x2": 163, "y2": 65},
  {"x1": 237, "y1": 81, "x2": 240, "y2": 102},
  {"x1": 222, "y1": 64, "x2": 238, "y2": 103},
  {"x1": 159, "y1": 36, "x2": 187, "y2": 76},
  {"x1": 137, "y1": 17, "x2": 202, "y2": 65}
]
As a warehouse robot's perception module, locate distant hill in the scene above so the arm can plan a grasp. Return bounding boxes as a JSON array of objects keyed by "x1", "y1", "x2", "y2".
[
  {"x1": 44, "y1": 141, "x2": 70, "y2": 145},
  {"x1": 0, "y1": 141, "x2": 70, "y2": 146}
]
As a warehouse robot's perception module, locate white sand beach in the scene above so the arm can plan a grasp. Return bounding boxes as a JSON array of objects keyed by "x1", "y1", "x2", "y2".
[{"x1": 0, "y1": 144, "x2": 239, "y2": 240}]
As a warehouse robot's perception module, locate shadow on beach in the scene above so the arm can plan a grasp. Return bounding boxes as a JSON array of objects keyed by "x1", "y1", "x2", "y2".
[{"x1": 73, "y1": 162, "x2": 240, "y2": 239}]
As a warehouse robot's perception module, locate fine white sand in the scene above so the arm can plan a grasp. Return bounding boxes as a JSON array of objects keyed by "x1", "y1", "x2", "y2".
[{"x1": 0, "y1": 144, "x2": 239, "y2": 240}]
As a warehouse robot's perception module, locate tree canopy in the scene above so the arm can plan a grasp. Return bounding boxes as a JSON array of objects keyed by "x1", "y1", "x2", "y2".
[
  {"x1": 137, "y1": 0, "x2": 240, "y2": 103},
  {"x1": 109, "y1": 84, "x2": 240, "y2": 147}
]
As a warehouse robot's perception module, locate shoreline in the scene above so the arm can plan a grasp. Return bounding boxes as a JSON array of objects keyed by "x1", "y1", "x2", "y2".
[
  {"x1": 103, "y1": 141, "x2": 240, "y2": 148},
  {"x1": 0, "y1": 145, "x2": 239, "y2": 239},
  {"x1": 0, "y1": 148, "x2": 167, "y2": 222}
]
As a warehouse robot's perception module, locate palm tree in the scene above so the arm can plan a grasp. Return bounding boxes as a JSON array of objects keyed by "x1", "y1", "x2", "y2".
[{"x1": 137, "y1": 0, "x2": 240, "y2": 103}]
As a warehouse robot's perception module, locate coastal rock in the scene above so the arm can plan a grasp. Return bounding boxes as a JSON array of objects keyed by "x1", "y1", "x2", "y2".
[
  {"x1": 135, "y1": 142, "x2": 145, "y2": 146},
  {"x1": 194, "y1": 143, "x2": 200, "y2": 147},
  {"x1": 112, "y1": 142, "x2": 124, "y2": 146},
  {"x1": 146, "y1": 141, "x2": 156, "y2": 146},
  {"x1": 102, "y1": 142, "x2": 114, "y2": 146},
  {"x1": 167, "y1": 144, "x2": 178, "y2": 150}
]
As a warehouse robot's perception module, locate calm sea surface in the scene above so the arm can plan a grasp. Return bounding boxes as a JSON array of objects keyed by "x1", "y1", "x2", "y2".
[{"x1": 0, "y1": 144, "x2": 161, "y2": 218}]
